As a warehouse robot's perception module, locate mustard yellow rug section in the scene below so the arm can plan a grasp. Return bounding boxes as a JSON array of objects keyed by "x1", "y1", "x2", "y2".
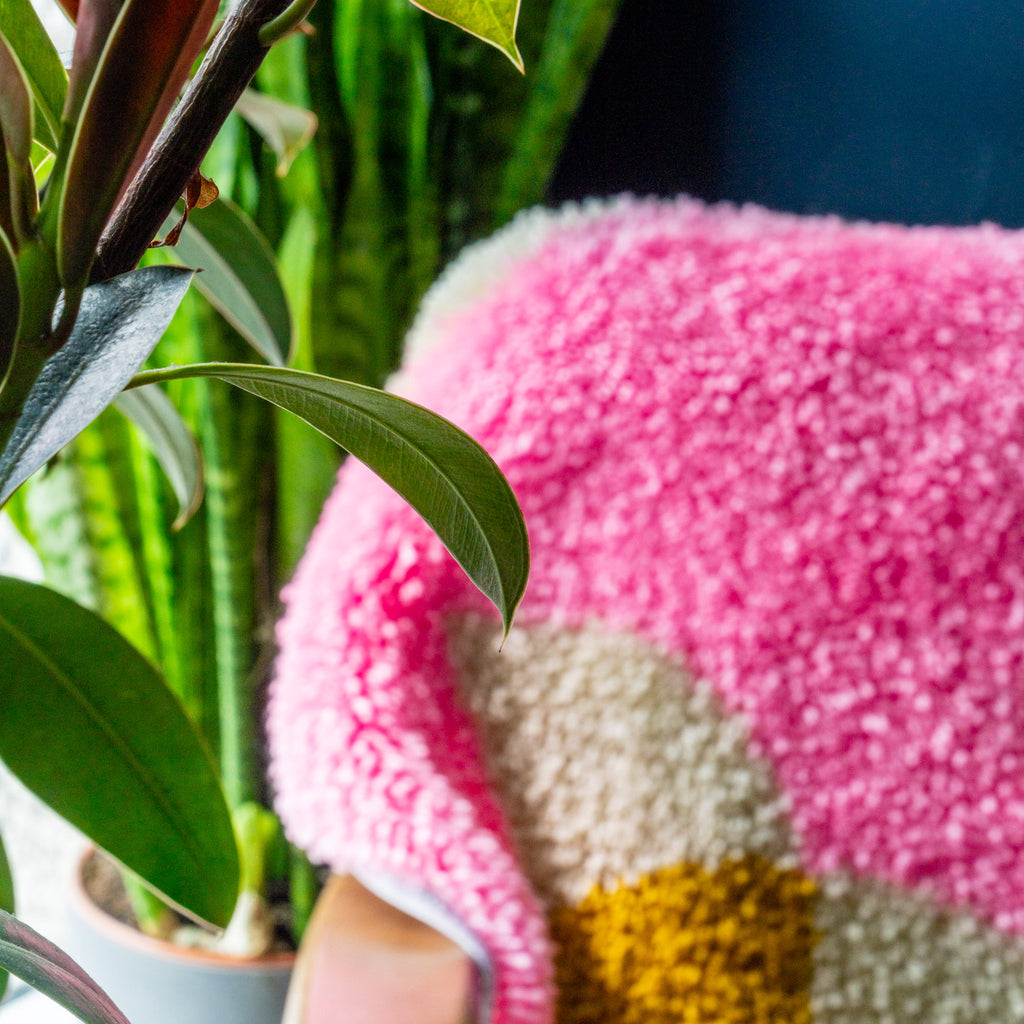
[{"x1": 550, "y1": 856, "x2": 818, "y2": 1024}]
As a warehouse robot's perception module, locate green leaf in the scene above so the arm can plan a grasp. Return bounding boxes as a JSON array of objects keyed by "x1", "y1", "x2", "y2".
[
  {"x1": 0, "y1": 908, "x2": 130, "y2": 1024},
  {"x1": 0, "y1": 226, "x2": 18, "y2": 381},
  {"x1": 0, "y1": 575, "x2": 240, "y2": 927},
  {"x1": 275, "y1": 207, "x2": 339, "y2": 578},
  {"x1": 0, "y1": 0, "x2": 66, "y2": 153},
  {"x1": 160, "y1": 198, "x2": 290, "y2": 367},
  {"x1": 131, "y1": 364, "x2": 530, "y2": 635},
  {"x1": 235, "y1": 88, "x2": 318, "y2": 178},
  {"x1": 191, "y1": 332, "x2": 266, "y2": 810},
  {"x1": 114, "y1": 388, "x2": 203, "y2": 531},
  {"x1": 409, "y1": 0, "x2": 523, "y2": 70},
  {"x1": 496, "y1": 0, "x2": 623, "y2": 222},
  {"x1": 0, "y1": 265, "x2": 194, "y2": 508}
]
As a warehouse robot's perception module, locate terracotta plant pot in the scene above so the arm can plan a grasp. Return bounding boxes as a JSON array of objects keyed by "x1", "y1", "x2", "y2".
[{"x1": 67, "y1": 852, "x2": 294, "y2": 1024}]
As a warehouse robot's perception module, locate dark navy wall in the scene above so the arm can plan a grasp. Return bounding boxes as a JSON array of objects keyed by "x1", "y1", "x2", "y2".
[{"x1": 549, "y1": 0, "x2": 1024, "y2": 226}]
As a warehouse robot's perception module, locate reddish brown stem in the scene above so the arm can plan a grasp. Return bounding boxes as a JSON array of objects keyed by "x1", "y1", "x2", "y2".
[{"x1": 91, "y1": 0, "x2": 300, "y2": 283}]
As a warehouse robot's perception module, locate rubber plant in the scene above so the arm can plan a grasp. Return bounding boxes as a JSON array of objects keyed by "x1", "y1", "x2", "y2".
[{"x1": 0, "y1": 0, "x2": 528, "y2": 1021}]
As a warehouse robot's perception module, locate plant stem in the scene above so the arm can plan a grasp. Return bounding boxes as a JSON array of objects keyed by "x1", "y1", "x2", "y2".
[
  {"x1": 92, "y1": 0, "x2": 309, "y2": 283},
  {"x1": 0, "y1": 243, "x2": 63, "y2": 458}
]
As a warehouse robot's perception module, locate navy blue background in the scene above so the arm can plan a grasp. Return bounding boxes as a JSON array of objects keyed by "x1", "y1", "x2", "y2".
[{"x1": 549, "y1": 0, "x2": 1024, "y2": 226}]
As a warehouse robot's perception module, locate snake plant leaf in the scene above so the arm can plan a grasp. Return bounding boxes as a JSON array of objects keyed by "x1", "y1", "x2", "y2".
[
  {"x1": 0, "y1": 909, "x2": 132, "y2": 1024},
  {"x1": 409, "y1": 0, "x2": 523, "y2": 70},
  {"x1": 0, "y1": 832, "x2": 11, "y2": 1001},
  {"x1": 114, "y1": 387, "x2": 204, "y2": 530},
  {"x1": 0, "y1": 265, "x2": 194, "y2": 508},
  {"x1": 0, "y1": 0, "x2": 66, "y2": 153},
  {"x1": 160, "y1": 198, "x2": 290, "y2": 366},
  {"x1": 235, "y1": 88, "x2": 318, "y2": 178},
  {"x1": 130, "y1": 364, "x2": 530, "y2": 635},
  {"x1": 496, "y1": 0, "x2": 623, "y2": 222},
  {"x1": 0, "y1": 227, "x2": 18, "y2": 381},
  {"x1": 0, "y1": 575, "x2": 241, "y2": 928},
  {"x1": 0, "y1": 31, "x2": 38, "y2": 245},
  {"x1": 55, "y1": 0, "x2": 219, "y2": 288}
]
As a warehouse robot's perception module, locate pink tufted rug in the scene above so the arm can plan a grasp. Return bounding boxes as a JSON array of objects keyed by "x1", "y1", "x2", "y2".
[{"x1": 271, "y1": 197, "x2": 1024, "y2": 1023}]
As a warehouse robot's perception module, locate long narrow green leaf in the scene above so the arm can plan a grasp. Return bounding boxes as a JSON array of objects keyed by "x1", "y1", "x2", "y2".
[
  {"x1": 0, "y1": 909, "x2": 130, "y2": 1024},
  {"x1": 140, "y1": 285, "x2": 216, "y2": 742},
  {"x1": 275, "y1": 207, "x2": 339, "y2": 578},
  {"x1": 115, "y1": 388, "x2": 203, "y2": 531},
  {"x1": 69, "y1": 415, "x2": 160, "y2": 658},
  {"x1": 409, "y1": 0, "x2": 523, "y2": 70},
  {"x1": 0, "y1": 265, "x2": 194, "y2": 508},
  {"x1": 159, "y1": 198, "x2": 291, "y2": 367},
  {"x1": 130, "y1": 364, "x2": 529, "y2": 634},
  {"x1": 496, "y1": 0, "x2": 623, "y2": 222},
  {"x1": 190, "y1": 314, "x2": 267, "y2": 811},
  {"x1": 317, "y1": 0, "x2": 432, "y2": 388},
  {"x1": 0, "y1": 0, "x2": 66, "y2": 153},
  {"x1": 0, "y1": 575, "x2": 240, "y2": 927}
]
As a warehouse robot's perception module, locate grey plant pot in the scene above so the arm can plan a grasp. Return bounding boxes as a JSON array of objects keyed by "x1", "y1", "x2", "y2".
[{"x1": 67, "y1": 855, "x2": 294, "y2": 1024}]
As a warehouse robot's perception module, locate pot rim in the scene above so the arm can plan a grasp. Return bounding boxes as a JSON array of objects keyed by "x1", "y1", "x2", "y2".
[{"x1": 71, "y1": 848, "x2": 296, "y2": 970}]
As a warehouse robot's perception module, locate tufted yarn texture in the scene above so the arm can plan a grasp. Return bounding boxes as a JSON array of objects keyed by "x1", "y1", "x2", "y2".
[{"x1": 270, "y1": 196, "x2": 1024, "y2": 1023}]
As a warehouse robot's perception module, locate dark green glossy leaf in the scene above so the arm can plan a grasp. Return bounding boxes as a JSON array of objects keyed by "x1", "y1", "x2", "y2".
[
  {"x1": 410, "y1": 0, "x2": 522, "y2": 69},
  {"x1": 0, "y1": 265, "x2": 194, "y2": 508},
  {"x1": 161, "y1": 198, "x2": 290, "y2": 366},
  {"x1": 0, "y1": 0, "x2": 66, "y2": 153},
  {"x1": 131, "y1": 363, "x2": 529, "y2": 635},
  {"x1": 114, "y1": 387, "x2": 203, "y2": 530},
  {"x1": 0, "y1": 226, "x2": 18, "y2": 381},
  {"x1": 0, "y1": 575, "x2": 240, "y2": 927},
  {"x1": 0, "y1": 908, "x2": 130, "y2": 1024}
]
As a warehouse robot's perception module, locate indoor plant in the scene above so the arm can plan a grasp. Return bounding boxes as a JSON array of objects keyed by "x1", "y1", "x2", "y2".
[
  {"x1": 0, "y1": 0, "x2": 534, "y2": 1020},
  {"x1": 0, "y1": 0, "x2": 622, "y2": 1015}
]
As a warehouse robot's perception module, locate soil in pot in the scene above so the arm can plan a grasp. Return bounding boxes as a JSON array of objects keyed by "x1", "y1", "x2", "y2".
[{"x1": 69, "y1": 851, "x2": 295, "y2": 1024}]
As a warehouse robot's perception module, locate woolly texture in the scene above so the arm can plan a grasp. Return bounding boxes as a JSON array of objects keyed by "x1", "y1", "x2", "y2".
[{"x1": 270, "y1": 197, "x2": 1024, "y2": 1023}]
